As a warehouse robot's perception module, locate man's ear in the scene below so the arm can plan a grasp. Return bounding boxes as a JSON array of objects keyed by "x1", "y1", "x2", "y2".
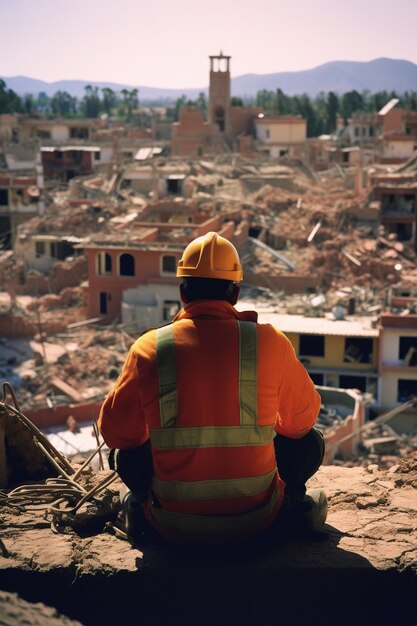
[
  {"x1": 180, "y1": 283, "x2": 188, "y2": 304},
  {"x1": 230, "y1": 284, "x2": 240, "y2": 305}
]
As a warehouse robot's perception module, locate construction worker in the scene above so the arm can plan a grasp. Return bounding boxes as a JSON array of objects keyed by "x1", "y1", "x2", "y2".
[{"x1": 98, "y1": 232, "x2": 327, "y2": 543}]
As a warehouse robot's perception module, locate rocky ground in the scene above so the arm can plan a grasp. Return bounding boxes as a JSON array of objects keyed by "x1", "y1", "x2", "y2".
[{"x1": 0, "y1": 459, "x2": 416, "y2": 626}]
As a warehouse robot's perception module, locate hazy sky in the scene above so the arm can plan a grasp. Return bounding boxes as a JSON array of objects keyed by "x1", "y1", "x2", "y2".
[{"x1": 1, "y1": 0, "x2": 416, "y2": 88}]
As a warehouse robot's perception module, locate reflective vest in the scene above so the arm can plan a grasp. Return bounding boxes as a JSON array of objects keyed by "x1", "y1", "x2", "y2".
[{"x1": 146, "y1": 320, "x2": 281, "y2": 542}]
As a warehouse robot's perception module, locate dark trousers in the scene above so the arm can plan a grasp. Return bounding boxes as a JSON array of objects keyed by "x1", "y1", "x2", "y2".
[
  {"x1": 111, "y1": 428, "x2": 325, "y2": 503},
  {"x1": 274, "y1": 427, "x2": 325, "y2": 501}
]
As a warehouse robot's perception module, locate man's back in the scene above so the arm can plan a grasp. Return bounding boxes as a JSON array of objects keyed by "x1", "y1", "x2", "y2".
[
  {"x1": 99, "y1": 298, "x2": 320, "y2": 541},
  {"x1": 98, "y1": 232, "x2": 325, "y2": 543}
]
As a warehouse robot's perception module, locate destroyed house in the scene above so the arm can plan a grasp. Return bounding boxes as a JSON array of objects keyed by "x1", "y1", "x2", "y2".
[
  {"x1": 117, "y1": 161, "x2": 190, "y2": 199},
  {"x1": 379, "y1": 313, "x2": 417, "y2": 432},
  {"x1": 0, "y1": 144, "x2": 44, "y2": 249},
  {"x1": 350, "y1": 100, "x2": 417, "y2": 163},
  {"x1": 0, "y1": 172, "x2": 43, "y2": 249},
  {"x1": 15, "y1": 232, "x2": 85, "y2": 274},
  {"x1": 254, "y1": 115, "x2": 307, "y2": 159},
  {"x1": 236, "y1": 309, "x2": 379, "y2": 400},
  {"x1": 17, "y1": 118, "x2": 96, "y2": 143},
  {"x1": 82, "y1": 219, "x2": 242, "y2": 322},
  {"x1": 40, "y1": 146, "x2": 99, "y2": 182},
  {"x1": 372, "y1": 179, "x2": 417, "y2": 250},
  {"x1": 171, "y1": 107, "x2": 217, "y2": 158},
  {"x1": 81, "y1": 236, "x2": 183, "y2": 321}
]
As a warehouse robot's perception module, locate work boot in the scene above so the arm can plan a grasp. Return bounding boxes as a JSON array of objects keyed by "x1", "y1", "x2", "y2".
[
  {"x1": 121, "y1": 490, "x2": 148, "y2": 540},
  {"x1": 281, "y1": 488, "x2": 328, "y2": 541}
]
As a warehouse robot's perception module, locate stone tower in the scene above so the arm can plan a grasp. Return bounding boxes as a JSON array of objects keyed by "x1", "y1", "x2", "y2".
[{"x1": 208, "y1": 52, "x2": 231, "y2": 135}]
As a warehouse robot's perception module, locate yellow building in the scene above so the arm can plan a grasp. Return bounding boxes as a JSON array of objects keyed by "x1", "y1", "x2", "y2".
[
  {"x1": 254, "y1": 115, "x2": 307, "y2": 159},
  {"x1": 236, "y1": 304, "x2": 379, "y2": 399}
]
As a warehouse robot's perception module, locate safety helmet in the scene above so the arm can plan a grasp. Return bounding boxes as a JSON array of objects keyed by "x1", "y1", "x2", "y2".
[{"x1": 176, "y1": 232, "x2": 243, "y2": 282}]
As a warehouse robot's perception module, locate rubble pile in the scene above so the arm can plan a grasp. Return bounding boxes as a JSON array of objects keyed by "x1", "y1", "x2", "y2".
[
  {"x1": 1, "y1": 156, "x2": 416, "y2": 472},
  {"x1": 0, "y1": 328, "x2": 130, "y2": 411},
  {"x1": 243, "y1": 179, "x2": 417, "y2": 298}
]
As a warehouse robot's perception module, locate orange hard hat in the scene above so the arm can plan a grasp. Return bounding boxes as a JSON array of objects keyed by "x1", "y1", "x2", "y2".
[{"x1": 176, "y1": 232, "x2": 243, "y2": 282}]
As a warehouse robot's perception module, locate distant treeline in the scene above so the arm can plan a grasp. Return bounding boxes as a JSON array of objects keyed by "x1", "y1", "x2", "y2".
[
  {"x1": 0, "y1": 80, "x2": 140, "y2": 122},
  {"x1": 251, "y1": 88, "x2": 417, "y2": 137},
  {"x1": 1, "y1": 79, "x2": 417, "y2": 138}
]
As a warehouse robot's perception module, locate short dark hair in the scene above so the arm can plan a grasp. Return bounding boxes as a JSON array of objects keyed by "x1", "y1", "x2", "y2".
[{"x1": 181, "y1": 277, "x2": 236, "y2": 302}]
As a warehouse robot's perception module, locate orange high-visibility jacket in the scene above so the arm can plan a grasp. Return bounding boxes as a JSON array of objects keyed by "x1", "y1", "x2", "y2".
[{"x1": 98, "y1": 300, "x2": 321, "y2": 542}]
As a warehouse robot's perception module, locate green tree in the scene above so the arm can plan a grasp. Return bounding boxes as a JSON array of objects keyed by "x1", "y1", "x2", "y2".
[
  {"x1": 101, "y1": 87, "x2": 117, "y2": 115},
  {"x1": 196, "y1": 92, "x2": 208, "y2": 111},
  {"x1": 255, "y1": 89, "x2": 275, "y2": 113},
  {"x1": 82, "y1": 85, "x2": 101, "y2": 118},
  {"x1": 23, "y1": 94, "x2": 36, "y2": 115},
  {"x1": 340, "y1": 90, "x2": 364, "y2": 123},
  {"x1": 121, "y1": 88, "x2": 139, "y2": 121},
  {"x1": 50, "y1": 90, "x2": 78, "y2": 117},
  {"x1": 173, "y1": 94, "x2": 187, "y2": 121},
  {"x1": 230, "y1": 96, "x2": 243, "y2": 107},
  {"x1": 296, "y1": 94, "x2": 317, "y2": 137},
  {"x1": 276, "y1": 88, "x2": 292, "y2": 114},
  {"x1": 326, "y1": 91, "x2": 339, "y2": 133},
  {"x1": 0, "y1": 79, "x2": 22, "y2": 113},
  {"x1": 403, "y1": 91, "x2": 417, "y2": 111},
  {"x1": 36, "y1": 91, "x2": 50, "y2": 114}
]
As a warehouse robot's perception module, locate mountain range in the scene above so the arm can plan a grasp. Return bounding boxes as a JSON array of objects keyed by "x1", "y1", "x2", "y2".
[{"x1": 2, "y1": 58, "x2": 417, "y2": 102}]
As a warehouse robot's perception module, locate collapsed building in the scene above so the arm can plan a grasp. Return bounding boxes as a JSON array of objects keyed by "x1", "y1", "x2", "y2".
[{"x1": 1, "y1": 53, "x2": 417, "y2": 470}]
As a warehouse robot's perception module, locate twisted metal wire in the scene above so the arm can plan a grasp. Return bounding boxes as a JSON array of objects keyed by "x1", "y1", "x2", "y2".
[{"x1": 0, "y1": 382, "x2": 118, "y2": 532}]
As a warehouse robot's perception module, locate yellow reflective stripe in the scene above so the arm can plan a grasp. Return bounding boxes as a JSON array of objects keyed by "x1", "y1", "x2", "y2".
[
  {"x1": 150, "y1": 488, "x2": 280, "y2": 539},
  {"x1": 152, "y1": 469, "x2": 277, "y2": 501},
  {"x1": 238, "y1": 321, "x2": 257, "y2": 426},
  {"x1": 149, "y1": 424, "x2": 274, "y2": 449},
  {"x1": 156, "y1": 325, "x2": 178, "y2": 429}
]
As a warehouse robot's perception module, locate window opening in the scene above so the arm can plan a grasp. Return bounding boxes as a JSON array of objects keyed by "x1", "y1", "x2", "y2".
[
  {"x1": 393, "y1": 223, "x2": 413, "y2": 241},
  {"x1": 299, "y1": 334, "x2": 325, "y2": 357},
  {"x1": 0, "y1": 215, "x2": 11, "y2": 249},
  {"x1": 51, "y1": 241, "x2": 74, "y2": 260},
  {"x1": 309, "y1": 373, "x2": 324, "y2": 385},
  {"x1": 97, "y1": 252, "x2": 112, "y2": 275},
  {"x1": 339, "y1": 375, "x2": 367, "y2": 392},
  {"x1": 70, "y1": 128, "x2": 88, "y2": 139},
  {"x1": 344, "y1": 337, "x2": 373, "y2": 364},
  {"x1": 99, "y1": 292, "x2": 108, "y2": 315},
  {"x1": 162, "y1": 255, "x2": 177, "y2": 274},
  {"x1": 397, "y1": 378, "x2": 417, "y2": 402},
  {"x1": 166, "y1": 178, "x2": 181, "y2": 195},
  {"x1": 0, "y1": 190, "x2": 9, "y2": 206},
  {"x1": 214, "y1": 106, "x2": 225, "y2": 132},
  {"x1": 119, "y1": 253, "x2": 135, "y2": 276},
  {"x1": 35, "y1": 241, "x2": 45, "y2": 258},
  {"x1": 399, "y1": 336, "x2": 417, "y2": 366}
]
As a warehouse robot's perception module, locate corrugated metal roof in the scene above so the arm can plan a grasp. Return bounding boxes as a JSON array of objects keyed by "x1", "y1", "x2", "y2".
[
  {"x1": 235, "y1": 306, "x2": 378, "y2": 337},
  {"x1": 259, "y1": 313, "x2": 378, "y2": 337},
  {"x1": 41, "y1": 146, "x2": 100, "y2": 152}
]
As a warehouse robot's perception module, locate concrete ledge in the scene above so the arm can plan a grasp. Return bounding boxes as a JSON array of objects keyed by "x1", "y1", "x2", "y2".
[{"x1": 0, "y1": 464, "x2": 416, "y2": 625}]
